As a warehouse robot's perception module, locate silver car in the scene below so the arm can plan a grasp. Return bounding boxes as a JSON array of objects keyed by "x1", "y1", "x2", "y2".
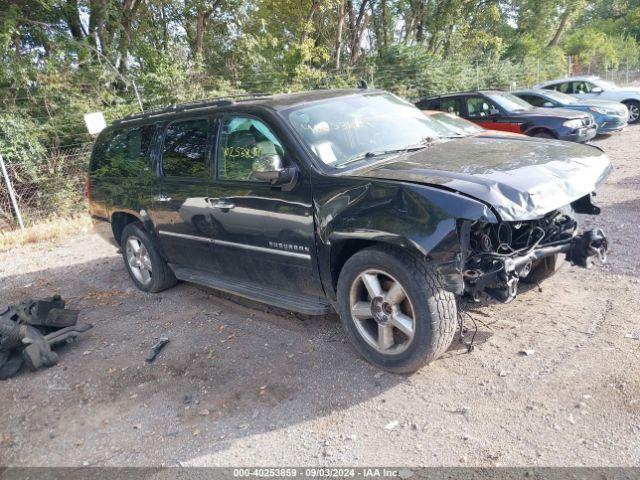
[{"x1": 534, "y1": 75, "x2": 640, "y2": 124}]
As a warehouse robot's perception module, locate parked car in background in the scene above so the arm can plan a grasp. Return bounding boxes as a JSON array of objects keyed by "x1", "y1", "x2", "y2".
[
  {"x1": 89, "y1": 89, "x2": 610, "y2": 372},
  {"x1": 421, "y1": 110, "x2": 525, "y2": 137},
  {"x1": 416, "y1": 90, "x2": 597, "y2": 142},
  {"x1": 535, "y1": 76, "x2": 640, "y2": 124},
  {"x1": 513, "y1": 89, "x2": 629, "y2": 134}
]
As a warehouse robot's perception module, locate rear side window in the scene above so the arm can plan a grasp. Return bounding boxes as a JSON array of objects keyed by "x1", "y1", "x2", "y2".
[
  {"x1": 162, "y1": 118, "x2": 209, "y2": 178},
  {"x1": 91, "y1": 124, "x2": 155, "y2": 177},
  {"x1": 466, "y1": 96, "x2": 497, "y2": 118},
  {"x1": 440, "y1": 98, "x2": 462, "y2": 115},
  {"x1": 518, "y1": 94, "x2": 545, "y2": 107},
  {"x1": 546, "y1": 82, "x2": 571, "y2": 93}
]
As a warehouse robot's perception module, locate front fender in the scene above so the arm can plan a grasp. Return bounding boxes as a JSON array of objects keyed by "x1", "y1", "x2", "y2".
[{"x1": 314, "y1": 177, "x2": 497, "y2": 298}]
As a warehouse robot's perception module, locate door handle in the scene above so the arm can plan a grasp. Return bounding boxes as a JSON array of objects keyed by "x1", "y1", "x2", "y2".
[
  {"x1": 211, "y1": 199, "x2": 235, "y2": 211},
  {"x1": 155, "y1": 194, "x2": 172, "y2": 202}
]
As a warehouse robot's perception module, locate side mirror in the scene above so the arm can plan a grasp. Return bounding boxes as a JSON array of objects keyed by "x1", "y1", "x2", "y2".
[
  {"x1": 252, "y1": 154, "x2": 284, "y2": 182},
  {"x1": 489, "y1": 108, "x2": 500, "y2": 116},
  {"x1": 591, "y1": 86, "x2": 603, "y2": 94},
  {"x1": 251, "y1": 154, "x2": 297, "y2": 186},
  {"x1": 543, "y1": 101, "x2": 555, "y2": 108}
]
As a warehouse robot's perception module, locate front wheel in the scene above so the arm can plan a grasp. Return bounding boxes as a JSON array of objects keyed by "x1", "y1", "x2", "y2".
[
  {"x1": 623, "y1": 100, "x2": 640, "y2": 124},
  {"x1": 336, "y1": 246, "x2": 457, "y2": 373}
]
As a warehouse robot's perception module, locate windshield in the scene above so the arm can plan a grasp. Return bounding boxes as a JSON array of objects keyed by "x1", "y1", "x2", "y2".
[
  {"x1": 484, "y1": 92, "x2": 533, "y2": 112},
  {"x1": 428, "y1": 112, "x2": 484, "y2": 135},
  {"x1": 539, "y1": 90, "x2": 577, "y2": 104},
  {"x1": 287, "y1": 93, "x2": 454, "y2": 167}
]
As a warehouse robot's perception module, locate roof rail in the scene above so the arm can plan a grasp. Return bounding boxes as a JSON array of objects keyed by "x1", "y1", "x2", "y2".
[{"x1": 113, "y1": 93, "x2": 272, "y2": 125}]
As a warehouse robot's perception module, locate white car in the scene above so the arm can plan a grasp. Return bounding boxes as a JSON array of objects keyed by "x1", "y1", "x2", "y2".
[{"x1": 535, "y1": 75, "x2": 640, "y2": 124}]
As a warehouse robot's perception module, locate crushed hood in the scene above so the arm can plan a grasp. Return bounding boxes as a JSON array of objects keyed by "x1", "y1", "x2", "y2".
[{"x1": 343, "y1": 136, "x2": 612, "y2": 221}]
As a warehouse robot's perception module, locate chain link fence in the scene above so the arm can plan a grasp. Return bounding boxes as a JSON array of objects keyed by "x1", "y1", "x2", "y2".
[{"x1": 0, "y1": 145, "x2": 91, "y2": 231}]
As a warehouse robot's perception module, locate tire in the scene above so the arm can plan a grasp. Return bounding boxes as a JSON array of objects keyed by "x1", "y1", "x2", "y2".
[
  {"x1": 532, "y1": 131, "x2": 555, "y2": 139},
  {"x1": 521, "y1": 253, "x2": 562, "y2": 284},
  {"x1": 120, "y1": 223, "x2": 177, "y2": 293},
  {"x1": 336, "y1": 246, "x2": 457, "y2": 373},
  {"x1": 623, "y1": 100, "x2": 640, "y2": 124}
]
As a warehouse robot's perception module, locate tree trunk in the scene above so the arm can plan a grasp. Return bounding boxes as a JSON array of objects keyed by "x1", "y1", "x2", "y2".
[
  {"x1": 193, "y1": 1, "x2": 222, "y2": 59},
  {"x1": 380, "y1": 0, "x2": 389, "y2": 49},
  {"x1": 548, "y1": 6, "x2": 573, "y2": 48},
  {"x1": 301, "y1": 0, "x2": 321, "y2": 43},
  {"x1": 347, "y1": 0, "x2": 370, "y2": 66},
  {"x1": 64, "y1": 0, "x2": 85, "y2": 41},
  {"x1": 89, "y1": 0, "x2": 110, "y2": 55},
  {"x1": 118, "y1": 0, "x2": 142, "y2": 74},
  {"x1": 334, "y1": 0, "x2": 345, "y2": 69}
]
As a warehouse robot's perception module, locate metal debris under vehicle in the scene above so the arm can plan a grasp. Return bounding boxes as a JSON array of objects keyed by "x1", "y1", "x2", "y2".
[{"x1": 0, "y1": 295, "x2": 92, "y2": 380}]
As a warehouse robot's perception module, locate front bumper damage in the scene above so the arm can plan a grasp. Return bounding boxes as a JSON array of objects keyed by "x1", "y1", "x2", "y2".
[
  {"x1": 457, "y1": 196, "x2": 608, "y2": 303},
  {"x1": 463, "y1": 228, "x2": 607, "y2": 303}
]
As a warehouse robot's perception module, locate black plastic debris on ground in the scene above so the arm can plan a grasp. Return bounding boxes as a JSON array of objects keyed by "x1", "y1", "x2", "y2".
[
  {"x1": 145, "y1": 337, "x2": 169, "y2": 363},
  {"x1": 0, "y1": 295, "x2": 92, "y2": 380}
]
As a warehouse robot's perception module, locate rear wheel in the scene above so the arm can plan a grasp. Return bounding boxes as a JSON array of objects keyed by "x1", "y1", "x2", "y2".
[
  {"x1": 121, "y1": 223, "x2": 177, "y2": 293},
  {"x1": 623, "y1": 100, "x2": 640, "y2": 124},
  {"x1": 336, "y1": 246, "x2": 457, "y2": 373}
]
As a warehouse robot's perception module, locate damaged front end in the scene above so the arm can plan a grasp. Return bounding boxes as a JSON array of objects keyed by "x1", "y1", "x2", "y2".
[{"x1": 462, "y1": 196, "x2": 608, "y2": 303}]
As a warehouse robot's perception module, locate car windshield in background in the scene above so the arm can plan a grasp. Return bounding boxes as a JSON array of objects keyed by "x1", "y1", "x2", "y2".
[
  {"x1": 541, "y1": 90, "x2": 578, "y2": 104},
  {"x1": 287, "y1": 93, "x2": 453, "y2": 168},
  {"x1": 485, "y1": 92, "x2": 534, "y2": 113},
  {"x1": 428, "y1": 112, "x2": 484, "y2": 135}
]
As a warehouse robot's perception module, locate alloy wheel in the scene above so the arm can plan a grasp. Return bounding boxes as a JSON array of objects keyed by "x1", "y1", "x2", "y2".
[
  {"x1": 348, "y1": 269, "x2": 416, "y2": 355},
  {"x1": 125, "y1": 235, "x2": 153, "y2": 286},
  {"x1": 628, "y1": 104, "x2": 639, "y2": 123}
]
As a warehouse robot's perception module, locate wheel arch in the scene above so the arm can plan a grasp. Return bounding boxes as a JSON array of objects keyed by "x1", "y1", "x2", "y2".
[
  {"x1": 110, "y1": 210, "x2": 144, "y2": 245},
  {"x1": 525, "y1": 126, "x2": 557, "y2": 138},
  {"x1": 327, "y1": 234, "x2": 444, "y2": 297}
]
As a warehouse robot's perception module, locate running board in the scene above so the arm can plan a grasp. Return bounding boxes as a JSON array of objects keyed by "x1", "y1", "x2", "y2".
[{"x1": 171, "y1": 266, "x2": 333, "y2": 316}]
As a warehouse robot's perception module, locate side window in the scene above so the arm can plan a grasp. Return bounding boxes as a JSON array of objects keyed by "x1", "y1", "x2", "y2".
[
  {"x1": 572, "y1": 81, "x2": 593, "y2": 94},
  {"x1": 91, "y1": 125, "x2": 155, "y2": 177},
  {"x1": 466, "y1": 96, "x2": 497, "y2": 118},
  {"x1": 520, "y1": 95, "x2": 546, "y2": 107},
  {"x1": 217, "y1": 116, "x2": 284, "y2": 182},
  {"x1": 440, "y1": 98, "x2": 462, "y2": 115},
  {"x1": 162, "y1": 118, "x2": 209, "y2": 178},
  {"x1": 549, "y1": 82, "x2": 571, "y2": 93},
  {"x1": 414, "y1": 99, "x2": 432, "y2": 110}
]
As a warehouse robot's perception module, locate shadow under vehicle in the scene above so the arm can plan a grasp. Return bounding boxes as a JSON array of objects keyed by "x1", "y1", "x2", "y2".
[{"x1": 88, "y1": 89, "x2": 610, "y2": 373}]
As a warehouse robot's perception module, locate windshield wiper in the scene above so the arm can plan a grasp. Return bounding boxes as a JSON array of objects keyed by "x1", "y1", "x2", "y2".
[{"x1": 336, "y1": 137, "x2": 439, "y2": 167}]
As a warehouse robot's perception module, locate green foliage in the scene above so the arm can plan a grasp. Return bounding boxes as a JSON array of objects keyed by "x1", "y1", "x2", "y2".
[{"x1": 0, "y1": 114, "x2": 47, "y2": 181}]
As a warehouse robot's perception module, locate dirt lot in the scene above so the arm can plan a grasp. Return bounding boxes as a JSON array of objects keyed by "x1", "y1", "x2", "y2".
[{"x1": 1, "y1": 126, "x2": 639, "y2": 467}]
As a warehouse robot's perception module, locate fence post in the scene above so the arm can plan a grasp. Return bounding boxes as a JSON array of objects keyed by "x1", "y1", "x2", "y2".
[{"x1": 0, "y1": 154, "x2": 25, "y2": 230}]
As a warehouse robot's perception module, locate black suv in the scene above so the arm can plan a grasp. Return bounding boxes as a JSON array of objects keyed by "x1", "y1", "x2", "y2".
[
  {"x1": 417, "y1": 90, "x2": 597, "y2": 142},
  {"x1": 89, "y1": 89, "x2": 610, "y2": 372}
]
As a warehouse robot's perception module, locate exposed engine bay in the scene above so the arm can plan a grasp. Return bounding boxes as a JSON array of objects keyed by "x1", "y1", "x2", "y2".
[{"x1": 463, "y1": 203, "x2": 608, "y2": 303}]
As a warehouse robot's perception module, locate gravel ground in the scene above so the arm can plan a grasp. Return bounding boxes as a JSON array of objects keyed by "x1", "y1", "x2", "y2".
[{"x1": 1, "y1": 126, "x2": 639, "y2": 467}]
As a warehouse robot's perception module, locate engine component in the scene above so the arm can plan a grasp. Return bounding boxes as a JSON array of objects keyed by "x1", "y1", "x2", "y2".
[
  {"x1": 0, "y1": 295, "x2": 92, "y2": 380},
  {"x1": 463, "y1": 207, "x2": 608, "y2": 303}
]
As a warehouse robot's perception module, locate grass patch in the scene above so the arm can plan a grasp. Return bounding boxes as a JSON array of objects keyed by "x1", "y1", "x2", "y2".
[{"x1": 0, "y1": 214, "x2": 91, "y2": 252}]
